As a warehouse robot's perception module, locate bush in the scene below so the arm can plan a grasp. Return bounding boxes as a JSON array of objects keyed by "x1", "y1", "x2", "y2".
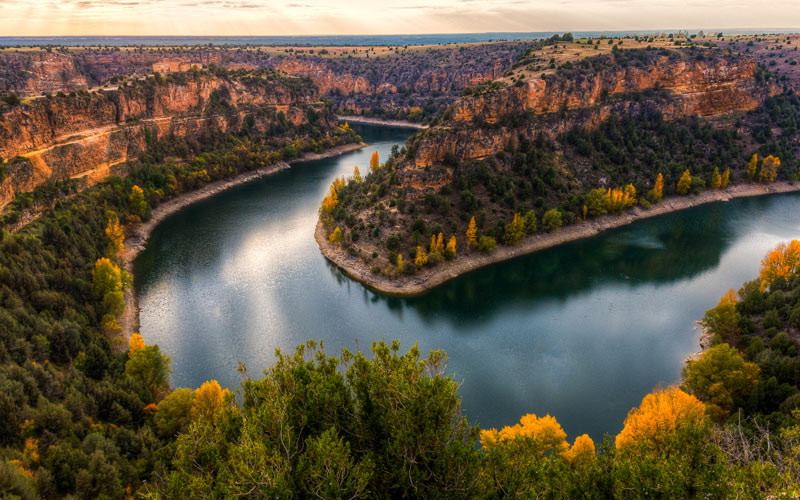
[
  {"x1": 477, "y1": 236, "x2": 497, "y2": 253},
  {"x1": 542, "y1": 209, "x2": 563, "y2": 232}
]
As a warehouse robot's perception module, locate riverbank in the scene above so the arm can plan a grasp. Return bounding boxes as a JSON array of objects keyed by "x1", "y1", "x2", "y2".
[
  {"x1": 317, "y1": 181, "x2": 800, "y2": 297},
  {"x1": 118, "y1": 141, "x2": 367, "y2": 341},
  {"x1": 336, "y1": 115, "x2": 428, "y2": 129}
]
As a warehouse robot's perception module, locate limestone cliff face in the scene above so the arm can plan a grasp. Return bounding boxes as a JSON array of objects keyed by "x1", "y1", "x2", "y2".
[
  {"x1": 400, "y1": 52, "x2": 779, "y2": 198},
  {"x1": 450, "y1": 55, "x2": 765, "y2": 124},
  {"x1": 411, "y1": 54, "x2": 774, "y2": 166},
  {"x1": 0, "y1": 73, "x2": 320, "y2": 209},
  {"x1": 0, "y1": 52, "x2": 91, "y2": 96}
]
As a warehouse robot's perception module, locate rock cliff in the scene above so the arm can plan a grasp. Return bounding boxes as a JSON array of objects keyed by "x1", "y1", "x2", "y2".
[
  {"x1": 408, "y1": 50, "x2": 779, "y2": 177},
  {"x1": 0, "y1": 71, "x2": 321, "y2": 208}
]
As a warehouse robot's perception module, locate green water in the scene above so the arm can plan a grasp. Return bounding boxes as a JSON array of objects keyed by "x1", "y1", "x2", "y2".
[{"x1": 135, "y1": 125, "x2": 800, "y2": 440}]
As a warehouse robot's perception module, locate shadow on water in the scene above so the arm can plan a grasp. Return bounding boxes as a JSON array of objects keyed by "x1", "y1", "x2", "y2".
[
  {"x1": 136, "y1": 122, "x2": 800, "y2": 441},
  {"x1": 363, "y1": 202, "x2": 732, "y2": 327}
]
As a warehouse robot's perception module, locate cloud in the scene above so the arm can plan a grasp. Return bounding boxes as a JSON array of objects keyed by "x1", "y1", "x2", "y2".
[{"x1": 1, "y1": 0, "x2": 799, "y2": 36}]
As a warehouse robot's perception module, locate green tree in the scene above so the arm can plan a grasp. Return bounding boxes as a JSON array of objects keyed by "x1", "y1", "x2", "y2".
[
  {"x1": 682, "y1": 343, "x2": 760, "y2": 423},
  {"x1": 702, "y1": 289, "x2": 741, "y2": 343},
  {"x1": 129, "y1": 185, "x2": 150, "y2": 220},
  {"x1": 125, "y1": 345, "x2": 172, "y2": 401},
  {"x1": 542, "y1": 209, "x2": 562, "y2": 231},
  {"x1": 154, "y1": 388, "x2": 195, "y2": 437},
  {"x1": 585, "y1": 188, "x2": 608, "y2": 217}
]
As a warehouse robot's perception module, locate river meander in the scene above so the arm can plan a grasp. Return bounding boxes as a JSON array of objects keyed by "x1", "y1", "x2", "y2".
[{"x1": 136, "y1": 124, "x2": 800, "y2": 440}]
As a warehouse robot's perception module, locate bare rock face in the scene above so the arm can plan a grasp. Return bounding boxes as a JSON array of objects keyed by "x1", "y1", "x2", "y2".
[
  {"x1": 0, "y1": 73, "x2": 320, "y2": 209},
  {"x1": 401, "y1": 51, "x2": 780, "y2": 199}
]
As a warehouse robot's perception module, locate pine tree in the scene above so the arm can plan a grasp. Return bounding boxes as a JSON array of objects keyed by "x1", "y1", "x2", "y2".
[
  {"x1": 747, "y1": 153, "x2": 758, "y2": 180},
  {"x1": 466, "y1": 217, "x2": 477, "y2": 248},
  {"x1": 676, "y1": 170, "x2": 692, "y2": 195},
  {"x1": 711, "y1": 167, "x2": 722, "y2": 189}
]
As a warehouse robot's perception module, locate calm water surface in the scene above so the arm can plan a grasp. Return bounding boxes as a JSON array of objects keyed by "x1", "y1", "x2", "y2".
[{"x1": 136, "y1": 125, "x2": 800, "y2": 440}]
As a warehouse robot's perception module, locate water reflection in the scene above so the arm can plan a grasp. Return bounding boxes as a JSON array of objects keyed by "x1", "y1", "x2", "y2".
[{"x1": 136, "y1": 124, "x2": 800, "y2": 441}]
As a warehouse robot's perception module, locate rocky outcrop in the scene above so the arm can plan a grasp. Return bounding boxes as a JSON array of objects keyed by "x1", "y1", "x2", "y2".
[
  {"x1": 0, "y1": 72, "x2": 321, "y2": 209},
  {"x1": 409, "y1": 51, "x2": 777, "y2": 176}
]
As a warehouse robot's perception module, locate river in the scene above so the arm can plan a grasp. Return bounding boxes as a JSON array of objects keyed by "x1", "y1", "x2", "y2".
[{"x1": 135, "y1": 124, "x2": 800, "y2": 440}]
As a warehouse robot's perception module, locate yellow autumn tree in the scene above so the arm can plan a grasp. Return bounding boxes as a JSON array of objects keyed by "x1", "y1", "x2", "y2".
[
  {"x1": 503, "y1": 212, "x2": 526, "y2": 244},
  {"x1": 105, "y1": 214, "x2": 125, "y2": 256},
  {"x1": 332, "y1": 175, "x2": 346, "y2": 194},
  {"x1": 320, "y1": 186, "x2": 338, "y2": 218},
  {"x1": 130, "y1": 185, "x2": 148, "y2": 219},
  {"x1": 648, "y1": 173, "x2": 664, "y2": 202},
  {"x1": 430, "y1": 233, "x2": 444, "y2": 254},
  {"x1": 711, "y1": 167, "x2": 722, "y2": 189},
  {"x1": 328, "y1": 226, "x2": 343, "y2": 245},
  {"x1": 759, "y1": 239, "x2": 800, "y2": 290},
  {"x1": 396, "y1": 254, "x2": 404, "y2": 272},
  {"x1": 721, "y1": 168, "x2": 731, "y2": 188},
  {"x1": 414, "y1": 246, "x2": 428, "y2": 267},
  {"x1": 480, "y1": 413, "x2": 568, "y2": 455},
  {"x1": 562, "y1": 434, "x2": 595, "y2": 464},
  {"x1": 466, "y1": 216, "x2": 478, "y2": 248},
  {"x1": 129, "y1": 334, "x2": 145, "y2": 356},
  {"x1": 615, "y1": 386, "x2": 706, "y2": 451},
  {"x1": 747, "y1": 153, "x2": 758, "y2": 180},
  {"x1": 369, "y1": 150, "x2": 380, "y2": 172},
  {"x1": 759, "y1": 155, "x2": 780, "y2": 183},
  {"x1": 192, "y1": 380, "x2": 230, "y2": 420},
  {"x1": 352, "y1": 166, "x2": 362, "y2": 183},
  {"x1": 605, "y1": 184, "x2": 637, "y2": 212},
  {"x1": 676, "y1": 170, "x2": 692, "y2": 195},
  {"x1": 445, "y1": 235, "x2": 457, "y2": 259}
]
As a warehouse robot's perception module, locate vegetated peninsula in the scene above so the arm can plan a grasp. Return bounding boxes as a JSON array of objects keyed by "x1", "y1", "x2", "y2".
[{"x1": 317, "y1": 37, "x2": 800, "y2": 295}]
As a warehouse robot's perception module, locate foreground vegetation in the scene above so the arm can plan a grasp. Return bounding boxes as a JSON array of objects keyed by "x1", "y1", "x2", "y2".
[
  {"x1": 3, "y1": 123, "x2": 800, "y2": 497},
  {"x1": 0, "y1": 117, "x2": 358, "y2": 499}
]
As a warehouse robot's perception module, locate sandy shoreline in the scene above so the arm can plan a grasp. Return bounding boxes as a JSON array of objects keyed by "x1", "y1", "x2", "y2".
[
  {"x1": 118, "y1": 141, "x2": 367, "y2": 341},
  {"x1": 317, "y1": 181, "x2": 800, "y2": 297},
  {"x1": 336, "y1": 115, "x2": 428, "y2": 129}
]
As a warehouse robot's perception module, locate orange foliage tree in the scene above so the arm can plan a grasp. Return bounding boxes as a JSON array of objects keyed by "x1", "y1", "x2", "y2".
[
  {"x1": 466, "y1": 217, "x2": 477, "y2": 248},
  {"x1": 759, "y1": 240, "x2": 800, "y2": 290},
  {"x1": 129, "y1": 333, "x2": 146, "y2": 356},
  {"x1": 369, "y1": 150, "x2": 380, "y2": 172},
  {"x1": 192, "y1": 380, "x2": 231, "y2": 420},
  {"x1": 615, "y1": 386, "x2": 706, "y2": 452}
]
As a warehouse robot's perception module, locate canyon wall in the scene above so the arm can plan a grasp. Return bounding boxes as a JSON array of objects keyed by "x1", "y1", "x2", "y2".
[
  {"x1": 410, "y1": 53, "x2": 778, "y2": 170},
  {"x1": 0, "y1": 43, "x2": 529, "y2": 119},
  {"x1": 0, "y1": 72, "x2": 320, "y2": 209}
]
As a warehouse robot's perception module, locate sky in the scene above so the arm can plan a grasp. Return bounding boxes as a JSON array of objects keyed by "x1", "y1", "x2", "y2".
[{"x1": 1, "y1": 0, "x2": 799, "y2": 37}]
